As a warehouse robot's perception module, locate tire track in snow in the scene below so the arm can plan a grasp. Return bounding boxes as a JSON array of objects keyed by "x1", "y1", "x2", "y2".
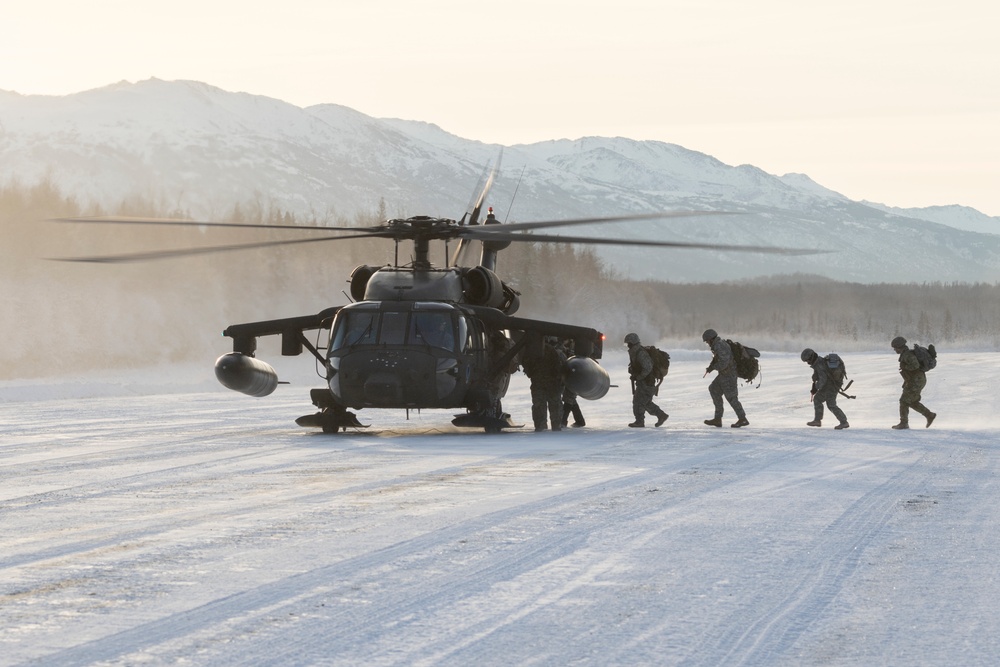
[
  {"x1": 33, "y1": 442, "x2": 809, "y2": 666},
  {"x1": 670, "y1": 450, "x2": 931, "y2": 667}
]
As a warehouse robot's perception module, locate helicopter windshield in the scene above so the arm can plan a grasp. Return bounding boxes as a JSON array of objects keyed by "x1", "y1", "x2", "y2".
[
  {"x1": 410, "y1": 312, "x2": 456, "y2": 350},
  {"x1": 329, "y1": 306, "x2": 461, "y2": 352},
  {"x1": 379, "y1": 311, "x2": 407, "y2": 345},
  {"x1": 337, "y1": 310, "x2": 378, "y2": 348}
]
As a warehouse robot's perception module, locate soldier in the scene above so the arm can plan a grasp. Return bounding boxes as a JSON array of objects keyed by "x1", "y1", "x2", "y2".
[
  {"x1": 624, "y1": 333, "x2": 668, "y2": 428},
  {"x1": 561, "y1": 387, "x2": 586, "y2": 428},
  {"x1": 800, "y1": 348, "x2": 849, "y2": 429},
  {"x1": 702, "y1": 329, "x2": 749, "y2": 428},
  {"x1": 560, "y1": 340, "x2": 586, "y2": 427},
  {"x1": 522, "y1": 336, "x2": 567, "y2": 431},
  {"x1": 891, "y1": 336, "x2": 937, "y2": 429}
]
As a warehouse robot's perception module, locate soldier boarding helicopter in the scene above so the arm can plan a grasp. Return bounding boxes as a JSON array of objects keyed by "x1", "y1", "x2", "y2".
[{"x1": 55, "y1": 158, "x2": 820, "y2": 433}]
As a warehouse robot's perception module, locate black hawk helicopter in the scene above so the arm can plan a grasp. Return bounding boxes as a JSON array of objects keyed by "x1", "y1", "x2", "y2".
[{"x1": 55, "y1": 158, "x2": 819, "y2": 433}]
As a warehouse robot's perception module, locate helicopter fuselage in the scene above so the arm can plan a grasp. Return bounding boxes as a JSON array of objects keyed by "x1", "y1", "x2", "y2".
[
  {"x1": 327, "y1": 300, "x2": 506, "y2": 410},
  {"x1": 215, "y1": 295, "x2": 610, "y2": 432}
]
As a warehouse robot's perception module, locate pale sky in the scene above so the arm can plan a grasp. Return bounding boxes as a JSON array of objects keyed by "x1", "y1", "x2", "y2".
[{"x1": 5, "y1": 0, "x2": 999, "y2": 216}]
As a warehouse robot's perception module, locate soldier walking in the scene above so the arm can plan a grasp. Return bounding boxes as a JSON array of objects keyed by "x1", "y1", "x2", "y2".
[
  {"x1": 800, "y1": 348, "x2": 849, "y2": 429},
  {"x1": 624, "y1": 333, "x2": 668, "y2": 428},
  {"x1": 702, "y1": 329, "x2": 749, "y2": 428},
  {"x1": 891, "y1": 336, "x2": 937, "y2": 429}
]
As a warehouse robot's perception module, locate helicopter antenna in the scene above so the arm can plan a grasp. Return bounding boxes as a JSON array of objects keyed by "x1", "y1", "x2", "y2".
[{"x1": 504, "y1": 165, "x2": 526, "y2": 224}]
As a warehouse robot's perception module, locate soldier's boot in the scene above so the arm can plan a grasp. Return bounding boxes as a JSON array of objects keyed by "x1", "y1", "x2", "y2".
[
  {"x1": 806, "y1": 420, "x2": 822, "y2": 427},
  {"x1": 628, "y1": 421, "x2": 645, "y2": 428},
  {"x1": 731, "y1": 417, "x2": 750, "y2": 428},
  {"x1": 834, "y1": 422, "x2": 850, "y2": 430},
  {"x1": 654, "y1": 411, "x2": 669, "y2": 427},
  {"x1": 704, "y1": 417, "x2": 723, "y2": 427},
  {"x1": 913, "y1": 402, "x2": 936, "y2": 428},
  {"x1": 892, "y1": 403, "x2": 909, "y2": 430}
]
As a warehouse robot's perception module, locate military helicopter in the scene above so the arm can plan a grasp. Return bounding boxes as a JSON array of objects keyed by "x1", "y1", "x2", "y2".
[{"x1": 56, "y1": 158, "x2": 819, "y2": 433}]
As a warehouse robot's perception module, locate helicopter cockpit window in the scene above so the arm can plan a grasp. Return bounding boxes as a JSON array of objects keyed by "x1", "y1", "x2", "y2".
[
  {"x1": 410, "y1": 312, "x2": 456, "y2": 351},
  {"x1": 332, "y1": 310, "x2": 378, "y2": 349},
  {"x1": 457, "y1": 317, "x2": 469, "y2": 352},
  {"x1": 378, "y1": 311, "x2": 408, "y2": 345}
]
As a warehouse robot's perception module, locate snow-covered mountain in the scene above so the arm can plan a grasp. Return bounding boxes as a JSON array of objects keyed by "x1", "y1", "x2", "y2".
[
  {"x1": 3, "y1": 78, "x2": 999, "y2": 283},
  {"x1": 862, "y1": 201, "x2": 1000, "y2": 236}
]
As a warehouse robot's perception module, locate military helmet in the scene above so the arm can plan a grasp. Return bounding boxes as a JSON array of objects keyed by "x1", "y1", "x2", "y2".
[
  {"x1": 623, "y1": 332, "x2": 640, "y2": 346},
  {"x1": 702, "y1": 329, "x2": 717, "y2": 343},
  {"x1": 891, "y1": 336, "x2": 907, "y2": 350},
  {"x1": 800, "y1": 348, "x2": 816, "y2": 363}
]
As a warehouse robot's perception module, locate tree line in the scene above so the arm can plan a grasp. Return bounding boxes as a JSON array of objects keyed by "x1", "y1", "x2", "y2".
[{"x1": 2, "y1": 181, "x2": 997, "y2": 378}]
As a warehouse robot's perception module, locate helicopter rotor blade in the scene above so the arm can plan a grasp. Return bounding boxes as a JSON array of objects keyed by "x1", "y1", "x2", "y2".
[
  {"x1": 458, "y1": 229, "x2": 827, "y2": 255},
  {"x1": 51, "y1": 216, "x2": 374, "y2": 234},
  {"x1": 477, "y1": 210, "x2": 736, "y2": 234},
  {"x1": 452, "y1": 148, "x2": 504, "y2": 266},
  {"x1": 48, "y1": 232, "x2": 387, "y2": 264},
  {"x1": 468, "y1": 147, "x2": 502, "y2": 227}
]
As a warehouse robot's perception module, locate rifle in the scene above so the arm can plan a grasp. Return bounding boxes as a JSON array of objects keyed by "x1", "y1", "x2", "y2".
[{"x1": 838, "y1": 379, "x2": 857, "y2": 400}]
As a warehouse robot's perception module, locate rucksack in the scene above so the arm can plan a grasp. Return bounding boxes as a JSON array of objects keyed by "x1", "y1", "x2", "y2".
[
  {"x1": 913, "y1": 344, "x2": 937, "y2": 372},
  {"x1": 824, "y1": 353, "x2": 847, "y2": 388},
  {"x1": 645, "y1": 345, "x2": 671, "y2": 383},
  {"x1": 726, "y1": 339, "x2": 761, "y2": 385}
]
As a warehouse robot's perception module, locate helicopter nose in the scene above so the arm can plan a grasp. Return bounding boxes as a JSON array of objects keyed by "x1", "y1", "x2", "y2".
[{"x1": 364, "y1": 372, "x2": 403, "y2": 403}]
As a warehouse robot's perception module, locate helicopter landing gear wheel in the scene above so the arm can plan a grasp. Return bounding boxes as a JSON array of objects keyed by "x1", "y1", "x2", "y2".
[{"x1": 296, "y1": 406, "x2": 368, "y2": 432}]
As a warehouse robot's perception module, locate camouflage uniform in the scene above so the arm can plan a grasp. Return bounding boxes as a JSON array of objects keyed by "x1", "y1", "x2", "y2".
[
  {"x1": 522, "y1": 340, "x2": 566, "y2": 431},
  {"x1": 560, "y1": 339, "x2": 585, "y2": 427},
  {"x1": 561, "y1": 387, "x2": 585, "y2": 427},
  {"x1": 802, "y1": 349, "x2": 848, "y2": 429},
  {"x1": 704, "y1": 330, "x2": 748, "y2": 427},
  {"x1": 625, "y1": 334, "x2": 668, "y2": 428},
  {"x1": 892, "y1": 336, "x2": 936, "y2": 429}
]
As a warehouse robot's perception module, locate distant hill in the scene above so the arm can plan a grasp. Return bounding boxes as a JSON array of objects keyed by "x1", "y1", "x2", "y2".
[{"x1": 2, "y1": 78, "x2": 999, "y2": 283}]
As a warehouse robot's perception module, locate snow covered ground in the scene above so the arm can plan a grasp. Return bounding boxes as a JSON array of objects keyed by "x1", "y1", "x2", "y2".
[{"x1": 2, "y1": 350, "x2": 999, "y2": 666}]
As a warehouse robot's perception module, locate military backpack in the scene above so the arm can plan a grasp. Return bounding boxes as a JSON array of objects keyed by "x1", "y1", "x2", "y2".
[
  {"x1": 645, "y1": 345, "x2": 671, "y2": 383},
  {"x1": 824, "y1": 353, "x2": 847, "y2": 388},
  {"x1": 913, "y1": 344, "x2": 938, "y2": 372},
  {"x1": 726, "y1": 339, "x2": 761, "y2": 385}
]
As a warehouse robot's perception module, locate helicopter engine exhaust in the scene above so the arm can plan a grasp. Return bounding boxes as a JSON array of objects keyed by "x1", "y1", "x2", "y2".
[
  {"x1": 215, "y1": 353, "x2": 279, "y2": 397},
  {"x1": 564, "y1": 356, "x2": 611, "y2": 400}
]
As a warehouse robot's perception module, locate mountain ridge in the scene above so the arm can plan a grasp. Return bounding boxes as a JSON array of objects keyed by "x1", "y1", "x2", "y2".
[{"x1": 2, "y1": 78, "x2": 998, "y2": 283}]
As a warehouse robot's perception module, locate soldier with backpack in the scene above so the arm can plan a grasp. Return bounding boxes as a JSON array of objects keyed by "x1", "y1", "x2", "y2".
[
  {"x1": 800, "y1": 348, "x2": 850, "y2": 429},
  {"x1": 891, "y1": 336, "x2": 937, "y2": 429},
  {"x1": 624, "y1": 333, "x2": 669, "y2": 428},
  {"x1": 702, "y1": 329, "x2": 749, "y2": 428}
]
